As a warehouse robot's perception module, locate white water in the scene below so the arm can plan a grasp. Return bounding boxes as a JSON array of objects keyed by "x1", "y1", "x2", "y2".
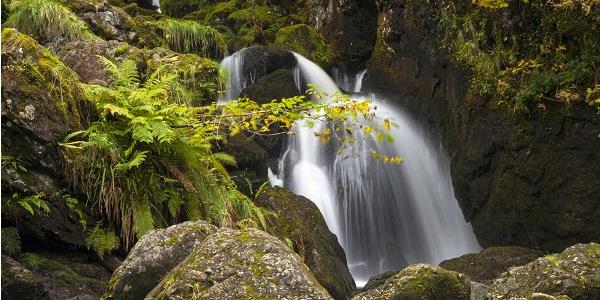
[{"x1": 220, "y1": 49, "x2": 480, "y2": 287}]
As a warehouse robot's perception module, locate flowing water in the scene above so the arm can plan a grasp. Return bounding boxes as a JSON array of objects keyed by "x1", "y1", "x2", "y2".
[{"x1": 220, "y1": 49, "x2": 481, "y2": 287}]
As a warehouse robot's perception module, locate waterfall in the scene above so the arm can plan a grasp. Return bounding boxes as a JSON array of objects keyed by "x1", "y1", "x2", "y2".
[{"x1": 220, "y1": 49, "x2": 480, "y2": 287}]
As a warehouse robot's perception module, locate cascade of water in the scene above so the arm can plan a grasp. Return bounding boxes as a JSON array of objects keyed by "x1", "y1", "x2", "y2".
[
  {"x1": 220, "y1": 48, "x2": 480, "y2": 287},
  {"x1": 332, "y1": 68, "x2": 367, "y2": 93},
  {"x1": 218, "y1": 49, "x2": 247, "y2": 103}
]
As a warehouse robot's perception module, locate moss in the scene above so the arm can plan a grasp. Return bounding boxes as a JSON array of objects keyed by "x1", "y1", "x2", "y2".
[
  {"x1": 113, "y1": 44, "x2": 129, "y2": 56},
  {"x1": 1, "y1": 227, "x2": 21, "y2": 257},
  {"x1": 273, "y1": 24, "x2": 334, "y2": 67},
  {"x1": 160, "y1": 0, "x2": 207, "y2": 18}
]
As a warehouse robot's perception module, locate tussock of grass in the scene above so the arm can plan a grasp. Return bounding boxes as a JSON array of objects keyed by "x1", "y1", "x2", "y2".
[
  {"x1": 7, "y1": 0, "x2": 97, "y2": 43},
  {"x1": 156, "y1": 18, "x2": 226, "y2": 58}
]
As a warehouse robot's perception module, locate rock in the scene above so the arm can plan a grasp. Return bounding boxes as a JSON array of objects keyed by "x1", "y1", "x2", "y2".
[
  {"x1": 159, "y1": 0, "x2": 206, "y2": 18},
  {"x1": 18, "y1": 251, "x2": 111, "y2": 300},
  {"x1": 58, "y1": 39, "x2": 145, "y2": 86},
  {"x1": 1, "y1": 255, "x2": 46, "y2": 300},
  {"x1": 439, "y1": 246, "x2": 543, "y2": 285},
  {"x1": 240, "y1": 69, "x2": 302, "y2": 104},
  {"x1": 364, "y1": 0, "x2": 600, "y2": 252},
  {"x1": 220, "y1": 134, "x2": 271, "y2": 191},
  {"x1": 274, "y1": 24, "x2": 333, "y2": 67},
  {"x1": 256, "y1": 186, "x2": 355, "y2": 299},
  {"x1": 361, "y1": 271, "x2": 397, "y2": 293},
  {"x1": 147, "y1": 227, "x2": 333, "y2": 299},
  {"x1": 489, "y1": 243, "x2": 600, "y2": 299},
  {"x1": 65, "y1": 0, "x2": 136, "y2": 42},
  {"x1": 145, "y1": 48, "x2": 221, "y2": 105},
  {"x1": 352, "y1": 264, "x2": 471, "y2": 300},
  {"x1": 1, "y1": 227, "x2": 21, "y2": 257},
  {"x1": 104, "y1": 221, "x2": 217, "y2": 300},
  {"x1": 239, "y1": 46, "x2": 298, "y2": 86}
]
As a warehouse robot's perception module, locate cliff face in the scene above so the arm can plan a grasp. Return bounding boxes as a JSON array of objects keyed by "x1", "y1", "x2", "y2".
[{"x1": 359, "y1": 0, "x2": 600, "y2": 251}]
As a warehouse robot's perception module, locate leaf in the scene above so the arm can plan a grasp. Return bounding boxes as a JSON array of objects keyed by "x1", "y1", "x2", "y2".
[
  {"x1": 18, "y1": 200, "x2": 34, "y2": 215},
  {"x1": 213, "y1": 152, "x2": 237, "y2": 167}
]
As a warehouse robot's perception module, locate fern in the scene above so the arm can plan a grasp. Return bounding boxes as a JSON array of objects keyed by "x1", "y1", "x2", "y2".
[
  {"x1": 86, "y1": 223, "x2": 120, "y2": 257},
  {"x1": 155, "y1": 18, "x2": 226, "y2": 58},
  {"x1": 7, "y1": 0, "x2": 97, "y2": 43}
]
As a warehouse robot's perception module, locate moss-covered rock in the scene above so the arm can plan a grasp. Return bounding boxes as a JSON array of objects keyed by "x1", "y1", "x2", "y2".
[
  {"x1": 439, "y1": 246, "x2": 543, "y2": 285},
  {"x1": 147, "y1": 227, "x2": 333, "y2": 299},
  {"x1": 256, "y1": 186, "x2": 356, "y2": 299},
  {"x1": 17, "y1": 251, "x2": 111, "y2": 299},
  {"x1": 489, "y1": 243, "x2": 600, "y2": 299},
  {"x1": 160, "y1": 0, "x2": 206, "y2": 18},
  {"x1": 104, "y1": 221, "x2": 217, "y2": 300},
  {"x1": 1, "y1": 255, "x2": 46, "y2": 300},
  {"x1": 352, "y1": 264, "x2": 471, "y2": 300},
  {"x1": 58, "y1": 39, "x2": 145, "y2": 85},
  {"x1": 145, "y1": 47, "x2": 221, "y2": 105},
  {"x1": 274, "y1": 24, "x2": 333, "y2": 67},
  {"x1": 1, "y1": 227, "x2": 21, "y2": 257}
]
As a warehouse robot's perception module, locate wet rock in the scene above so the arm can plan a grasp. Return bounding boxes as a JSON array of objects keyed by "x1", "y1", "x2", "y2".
[
  {"x1": 361, "y1": 271, "x2": 397, "y2": 293},
  {"x1": 352, "y1": 264, "x2": 470, "y2": 300},
  {"x1": 147, "y1": 227, "x2": 333, "y2": 299},
  {"x1": 256, "y1": 186, "x2": 356, "y2": 299},
  {"x1": 439, "y1": 246, "x2": 543, "y2": 285},
  {"x1": 274, "y1": 24, "x2": 333, "y2": 67},
  {"x1": 240, "y1": 69, "x2": 302, "y2": 104},
  {"x1": 1, "y1": 255, "x2": 46, "y2": 300},
  {"x1": 58, "y1": 39, "x2": 145, "y2": 86},
  {"x1": 104, "y1": 221, "x2": 217, "y2": 300},
  {"x1": 489, "y1": 243, "x2": 600, "y2": 299}
]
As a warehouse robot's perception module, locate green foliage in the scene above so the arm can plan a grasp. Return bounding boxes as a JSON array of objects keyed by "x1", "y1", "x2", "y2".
[
  {"x1": 6, "y1": 0, "x2": 97, "y2": 43},
  {"x1": 156, "y1": 18, "x2": 226, "y2": 58},
  {"x1": 439, "y1": 0, "x2": 600, "y2": 113},
  {"x1": 86, "y1": 223, "x2": 120, "y2": 257},
  {"x1": 11, "y1": 193, "x2": 50, "y2": 216},
  {"x1": 274, "y1": 24, "x2": 334, "y2": 67}
]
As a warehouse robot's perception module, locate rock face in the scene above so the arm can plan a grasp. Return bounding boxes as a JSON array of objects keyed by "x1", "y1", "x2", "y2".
[
  {"x1": 439, "y1": 246, "x2": 543, "y2": 285},
  {"x1": 240, "y1": 69, "x2": 302, "y2": 104},
  {"x1": 1, "y1": 28, "x2": 93, "y2": 248},
  {"x1": 489, "y1": 243, "x2": 600, "y2": 299},
  {"x1": 104, "y1": 221, "x2": 217, "y2": 300},
  {"x1": 364, "y1": 0, "x2": 600, "y2": 252},
  {"x1": 66, "y1": 0, "x2": 136, "y2": 42},
  {"x1": 352, "y1": 264, "x2": 470, "y2": 300},
  {"x1": 147, "y1": 227, "x2": 333, "y2": 299},
  {"x1": 1, "y1": 255, "x2": 46, "y2": 300},
  {"x1": 256, "y1": 186, "x2": 355, "y2": 299},
  {"x1": 274, "y1": 24, "x2": 333, "y2": 67}
]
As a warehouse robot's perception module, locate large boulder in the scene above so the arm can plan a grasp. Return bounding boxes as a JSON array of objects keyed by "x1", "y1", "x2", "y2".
[
  {"x1": 58, "y1": 39, "x2": 145, "y2": 86},
  {"x1": 489, "y1": 243, "x2": 600, "y2": 299},
  {"x1": 104, "y1": 221, "x2": 217, "y2": 300},
  {"x1": 240, "y1": 69, "x2": 302, "y2": 104},
  {"x1": 256, "y1": 186, "x2": 356, "y2": 299},
  {"x1": 147, "y1": 227, "x2": 333, "y2": 299},
  {"x1": 63, "y1": 0, "x2": 136, "y2": 43},
  {"x1": 364, "y1": 0, "x2": 600, "y2": 252},
  {"x1": 105, "y1": 221, "x2": 217, "y2": 299},
  {"x1": 352, "y1": 264, "x2": 471, "y2": 300},
  {"x1": 1, "y1": 28, "x2": 93, "y2": 248},
  {"x1": 439, "y1": 246, "x2": 543, "y2": 285},
  {"x1": 1, "y1": 255, "x2": 46, "y2": 300}
]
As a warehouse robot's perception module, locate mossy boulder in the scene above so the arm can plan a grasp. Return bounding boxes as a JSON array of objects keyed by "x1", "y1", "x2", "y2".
[
  {"x1": 104, "y1": 221, "x2": 217, "y2": 300},
  {"x1": 439, "y1": 246, "x2": 543, "y2": 285},
  {"x1": 274, "y1": 24, "x2": 333, "y2": 67},
  {"x1": 58, "y1": 39, "x2": 145, "y2": 86},
  {"x1": 147, "y1": 227, "x2": 333, "y2": 299},
  {"x1": 240, "y1": 68, "x2": 302, "y2": 104},
  {"x1": 352, "y1": 264, "x2": 471, "y2": 300},
  {"x1": 20, "y1": 251, "x2": 110, "y2": 299},
  {"x1": 256, "y1": 186, "x2": 356, "y2": 299},
  {"x1": 145, "y1": 47, "x2": 221, "y2": 105},
  {"x1": 1, "y1": 255, "x2": 46, "y2": 300},
  {"x1": 1, "y1": 227, "x2": 21, "y2": 257},
  {"x1": 160, "y1": 0, "x2": 206, "y2": 18},
  {"x1": 489, "y1": 243, "x2": 600, "y2": 299}
]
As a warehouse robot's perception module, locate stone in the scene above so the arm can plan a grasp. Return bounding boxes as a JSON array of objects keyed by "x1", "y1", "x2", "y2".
[
  {"x1": 1, "y1": 255, "x2": 46, "y2": 300},
  {"x1": 439, "y1": 246, "x2": 543, "y2": 285},
  {"x1": 1, "y1": 227, "x2": 21, "y2": 257},
  {"x1": 352, "y1": 264, "x2": 471, "y2": 300},
  {"x1": 104, "y1": 221, "x2": 217, "y2": 300},
  {"x1": 489, "y1": 243, "x2": 600, "y2": 299},
  {"x1": 256, "y1": 186, "x2": 356, "y2": 299},
  {"x1": 147, "y1": 227, "x2": 333, "y2": 299},
  {"x1": 274, "y1": 24, "x2": 333, "y2": 67},
  {"x1": 240, "y1": 69, "x2": 302, "y2": 104}
]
